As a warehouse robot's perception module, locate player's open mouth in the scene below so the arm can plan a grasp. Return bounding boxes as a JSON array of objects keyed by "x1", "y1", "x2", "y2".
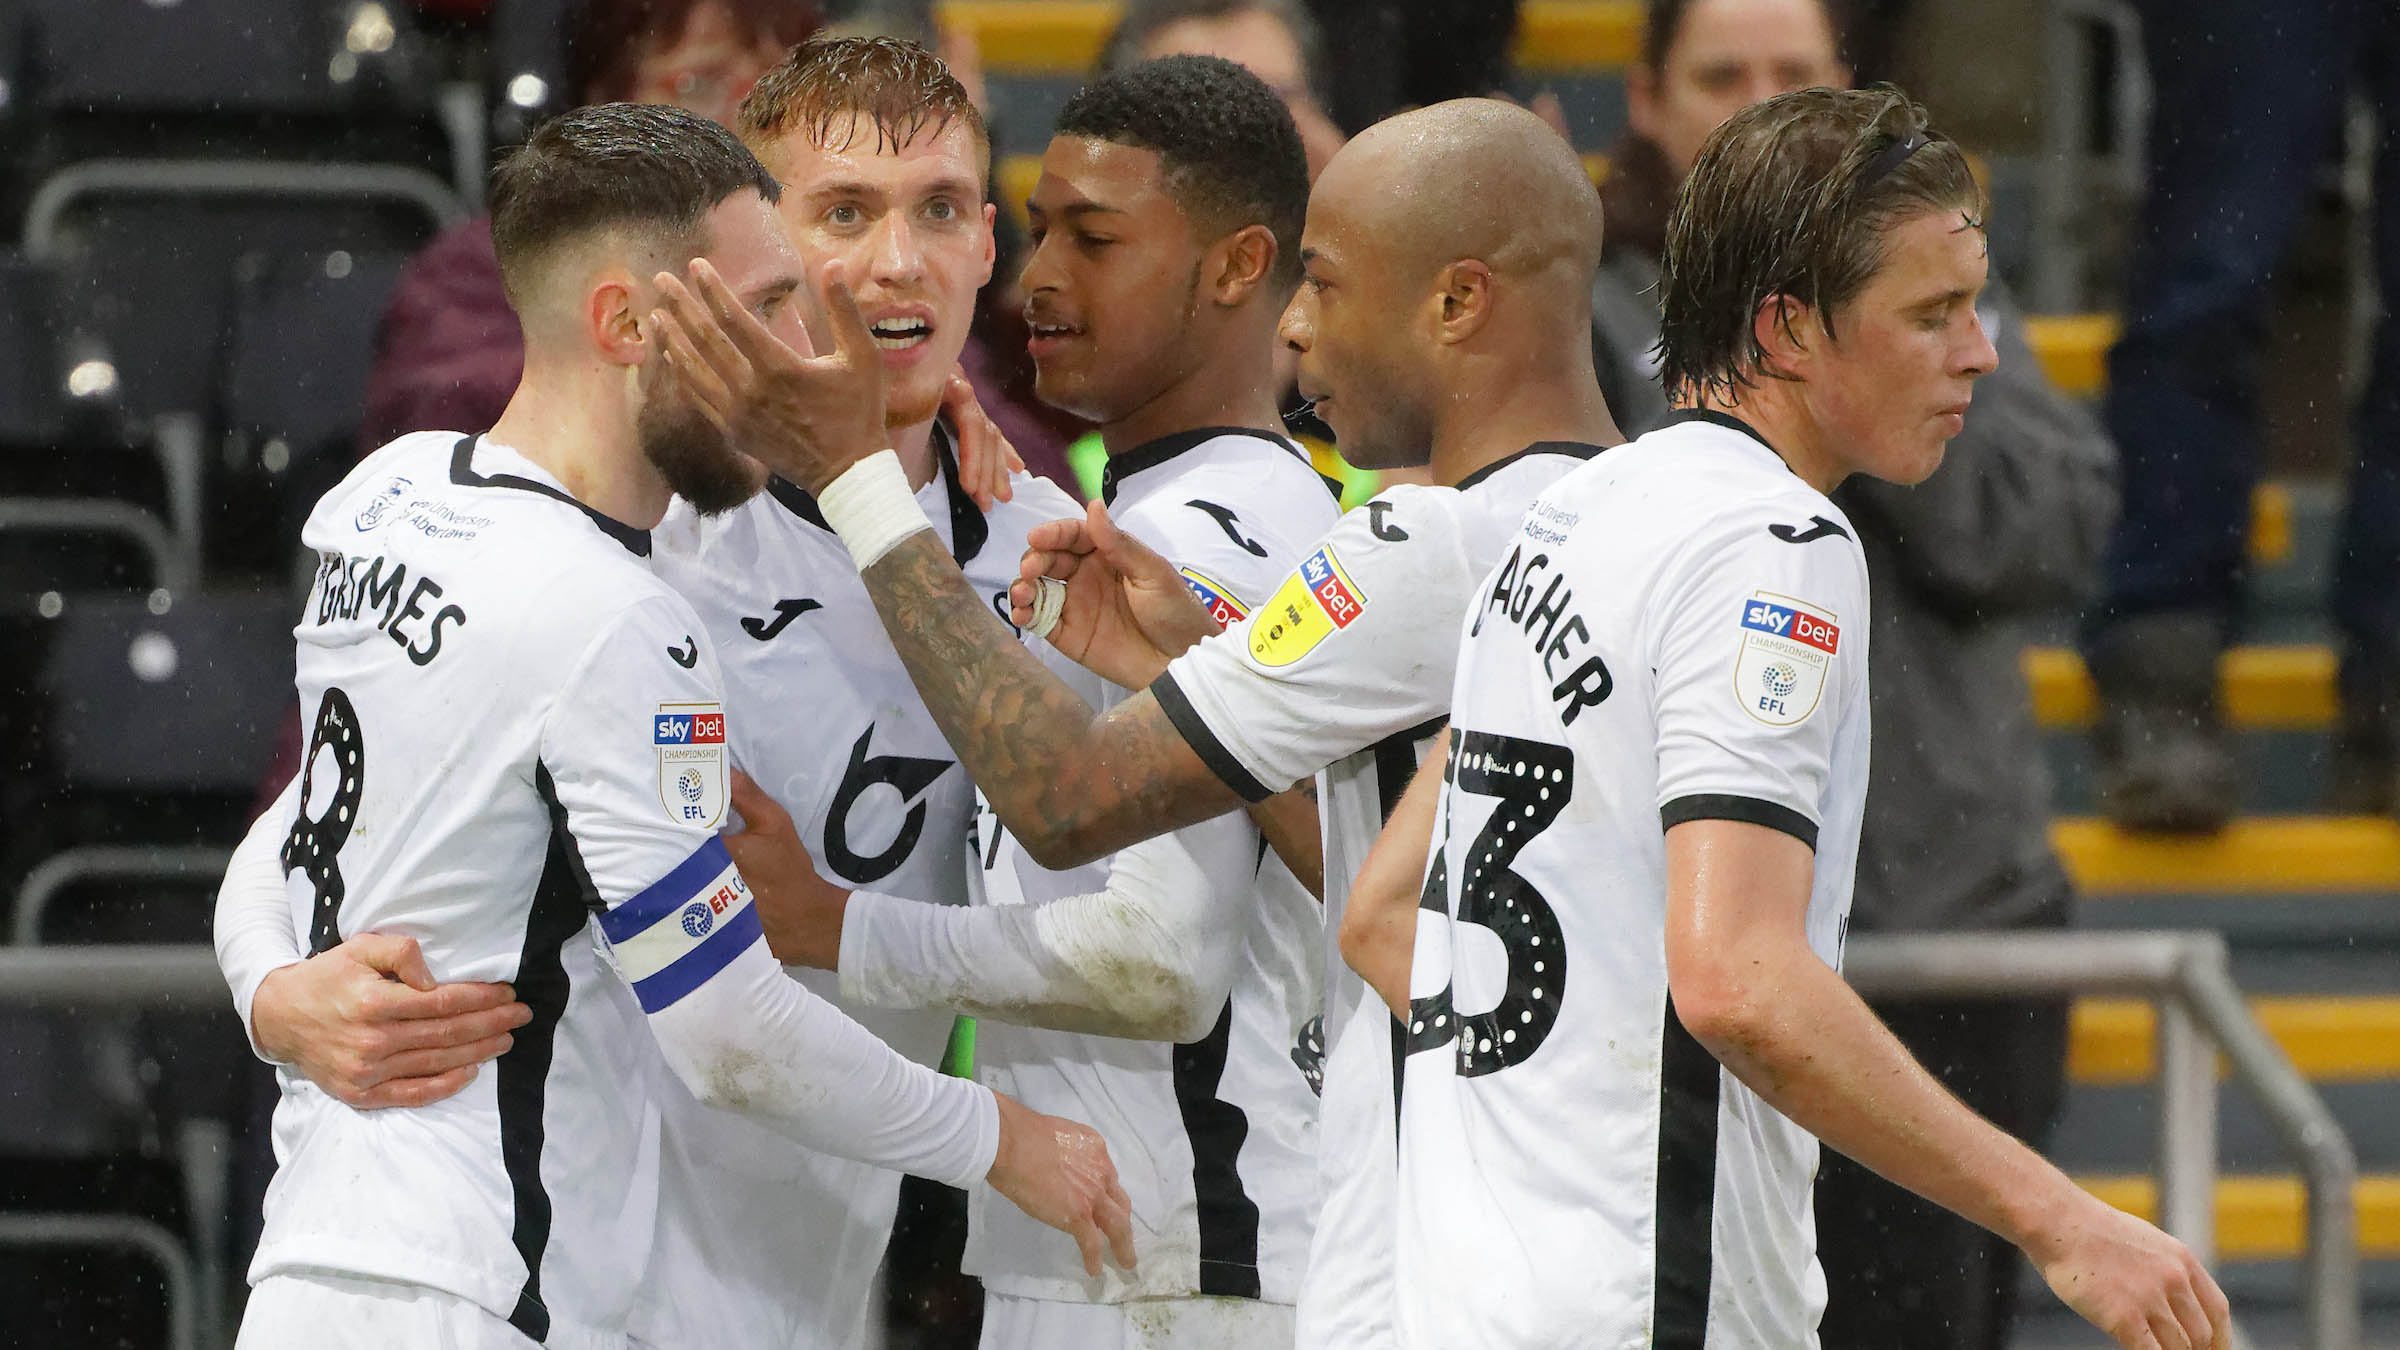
[
  {"x1": 870, "y1": 318, "x2": 933, "y2": 351},
  {"x1": 1026, "y1": 318, "x2": 1085, "y2": 359}
]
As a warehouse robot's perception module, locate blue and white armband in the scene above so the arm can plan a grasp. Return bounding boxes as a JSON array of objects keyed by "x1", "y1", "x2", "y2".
[{"x1": 600, "y1": 836, "x2": 762, "y2": 1012}]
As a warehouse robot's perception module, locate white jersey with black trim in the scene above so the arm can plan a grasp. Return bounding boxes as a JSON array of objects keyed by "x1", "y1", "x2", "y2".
[
  {"x1": 251, "y1": 431, "x2": 754, "y2": 1346},
  {"x1": 1394, "y1": 411, "x2": 1872, "y2": 1350},
  {"x1": 636, "y1": 431, "x2": 1080, "y2": 1350},
  {"x1": 1147, "y1": 443, "x2": 1602, "y2": 1349},
  {"x1": 966, "y1": 428, "x2": 1336, "y2": 1308}
]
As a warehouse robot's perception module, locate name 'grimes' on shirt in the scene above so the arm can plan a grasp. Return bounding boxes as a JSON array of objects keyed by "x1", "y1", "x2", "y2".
[
  {"x1": 308, "y1": 550, "x2": 468, "y2": 667},
  {"x1": 1470, "y1": 542, "x2": 1613, "y2": 723}
]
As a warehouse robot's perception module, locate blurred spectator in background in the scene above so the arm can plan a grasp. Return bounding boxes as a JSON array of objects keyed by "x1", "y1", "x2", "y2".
[
  {"x1": 354, "y1": 0, "x2": 818, "y2": 455},
  {"x1": 1101, "y1": 0, "x2": 1346, "y2": 178},
  {"x1": 1589, "y1": 3, "x2": 2116, "y2": 1346},
  {"x1": 1299, "y1": 0, "x2": 1519, "y2": 135},
  {"x1": 2084, "y1": 1, "x2": 2400, "y2": 831}
]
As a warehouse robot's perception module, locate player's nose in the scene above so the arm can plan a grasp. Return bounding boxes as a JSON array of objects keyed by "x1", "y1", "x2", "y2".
[{"x1": 870, "y1": 215, "x2": 925, "y2": 286}]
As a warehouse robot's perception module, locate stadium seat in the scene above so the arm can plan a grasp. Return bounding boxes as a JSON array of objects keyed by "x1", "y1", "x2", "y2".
[
  {"x1": 486, "y1": 0, "x2": 577, "y2": 150},
  {"x1": 18, "y1": 0, "x2": 450, "y2": 178},
  {"x1": 218, "y1": 247, "x2": 411, "y2": 566}
]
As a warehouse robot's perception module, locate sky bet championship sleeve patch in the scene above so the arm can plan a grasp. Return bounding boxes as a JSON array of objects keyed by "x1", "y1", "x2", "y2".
[
  {"x1": 1178, "y1": 566, "x2": 1248, "y2": 627},
  {"x1": 1248, "y1": 546, "x2": 1367, "y2": 668},
  {"x1": 1734, "y1": 592, "x2": 1840, "y2": 726},
  {"x1": 598, "y1": 835, "x2": 760, "y2": 1012},
  {"x1": 655, "y1": 702, "x2": 728, "y2": 828}
]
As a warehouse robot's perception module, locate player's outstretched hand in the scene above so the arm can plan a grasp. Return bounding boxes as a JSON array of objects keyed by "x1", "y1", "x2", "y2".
[
  {"x1": 986, "y1": 1090, "x2": 1137, "y2": 1277},
  {"x1": 1010, "y1": 498, "x2": 1220, "y2": 688},
  {"x1": 650, "y1": 257, "x2": 888, "y2": 495},
  {"x1": 251, "y1": 933, "x2": 529, "y2": 1109},
  {"x1": 2033, "y1": 1196, "x2": 2232, "y2": 1349},
  {"x1": 724, "y1": 771, "x2": 850, "y2": 970},
  {"x1": 943, "y1": 369, "x2": 1022, "y2": 512}
]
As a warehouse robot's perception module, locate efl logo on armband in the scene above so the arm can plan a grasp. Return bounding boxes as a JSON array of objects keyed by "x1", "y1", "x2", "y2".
[
  {"x1": 1248, "y1": 546, "x2": 1368, "y2": 668},
  {"x1": 655, "y1": 702, "x2": 728, "y2": 827},
  {"x1": 599, "y1": 835, "x2": 759, "y2": 1012},
  {"x1": 1178, "y1": 567, "x2": 1248, "y2": 628},
  {"x1": 1734, "y1": 592, "x2": 1838, "y2": 725}
]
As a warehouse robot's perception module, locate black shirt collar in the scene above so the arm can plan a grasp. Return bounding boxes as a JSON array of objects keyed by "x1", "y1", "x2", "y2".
[
  {"x1": 1662, "y1": 407, "x2": 1780, "y2": 456},
  {"x1": 1099, "y1": 425, "x2": 1301, "y2": 506},
  {"x1": 762, "y1": 421, "x2": 988, "y2": 564},
  {"x1": 1453, "y1": 440, "x2": 1609, "y2": 493},
  {"x1": 449, "y1": 434, "x2": 651, "y2": 556}
]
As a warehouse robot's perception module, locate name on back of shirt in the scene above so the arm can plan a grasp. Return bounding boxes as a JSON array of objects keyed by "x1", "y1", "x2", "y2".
[
  {"x1": 1472, "y1": 543, "x2": 1613, "y2": 724},
  {"x1": 308, "y1": 550, "x2": 468, "y2": 667}
]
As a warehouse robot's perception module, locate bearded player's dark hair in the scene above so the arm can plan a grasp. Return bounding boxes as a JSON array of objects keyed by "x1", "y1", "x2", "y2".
[
  {"x1": 1054, "y1": 54, "x2": 1311, "y2": 289},
  {"x1": 489, "y1": 102, "x2": 781, "y2": 310}
]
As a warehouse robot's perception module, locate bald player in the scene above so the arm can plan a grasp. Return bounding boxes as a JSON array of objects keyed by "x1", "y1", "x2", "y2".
[{"x1": 671, "y1": 97, "x2": 1620, "y2": 1349}]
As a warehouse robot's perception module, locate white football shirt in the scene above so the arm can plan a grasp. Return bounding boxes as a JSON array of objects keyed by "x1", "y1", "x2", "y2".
[
  {"x1": 637, "y1": 430, "x2": 1081, "y2": 1349},
  {"x1": 253, "y1": 432, "x2": 765, "y2": 1345},
  {"x1": 966, "y1": 428, "x2": 1337, "y2": 1307},
  {"x1": 1395, "y1": 411, "x2": 1872, "y2": 1350},
  {"x1": 1150, "y1": 444, "x2": 1602, "y2": 1349}
]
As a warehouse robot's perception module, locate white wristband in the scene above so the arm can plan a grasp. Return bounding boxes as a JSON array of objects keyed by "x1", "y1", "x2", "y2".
[{"x1": 817, "y1": 449, "x2": 932, "y2": 571}]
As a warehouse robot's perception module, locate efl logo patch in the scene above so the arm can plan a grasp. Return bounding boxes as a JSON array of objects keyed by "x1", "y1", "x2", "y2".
[
  {"x1": 1733, "y1": 592, "x2": 1838, "y2": 726},
  {"x1": 1248, "y1": 547, "x2": 1368, "y2": 668},
  {"x1": 1178, "y1": 567, "x2": 1248, "y2": 628},
  {"x1": 655, "y1": 701, "x2": 728, "y2": 827}
]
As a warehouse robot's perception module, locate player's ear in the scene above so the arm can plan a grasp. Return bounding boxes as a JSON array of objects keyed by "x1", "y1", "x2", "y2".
[
  {"x1": 1431, "y1": 259, "x2": 1495, "y2": 345},
  {"x1": 977, "y1": 201, "x2": 999, "y2": 288},
  {"x1": 588, "y1": 271, "x2": 648, "y2": 367},
  {"x1": 1208, "y1": 224, "x2": 1279, "y2": 306},
  {"x1": 1752, "y1": 292, "x2": 1813, "y2": 380}
]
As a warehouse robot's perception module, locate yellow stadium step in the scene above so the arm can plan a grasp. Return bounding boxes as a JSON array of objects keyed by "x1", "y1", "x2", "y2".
[
  {"x1": 2023, "y1": 312, "x2": 2118, "y2": 399},
  {"x1": 2076, "y1": 1174, "x2": 2400, "y2": 1260},
  {"x1": 2051, "y1": 816, "x2": 2400, "y2": 894},
  {"x1": 941, "y1": 0, "x2": 1642, "y2": 75},
  {"x1": 2025, "y1": 641, "x2": 2331, "y2": 732},
  {"x1": 2070, "y1": 997, "x2": 2400, "y2": 1085}
]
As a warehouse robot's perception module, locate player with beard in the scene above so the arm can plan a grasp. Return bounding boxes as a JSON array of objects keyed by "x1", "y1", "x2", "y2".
[
  {"x1": 211, "y1": 103, "x2": 1132, "y2": 1350},
  {"x1": 219, "y1": 39, "x2": 1103, "y2": 1350},
  {"x1": 655, "y1": 56, "x2": 1336, "y2": 1349},
  {"x1": 734, "y1": 97, "x2": 1627, "y2": 1350}
]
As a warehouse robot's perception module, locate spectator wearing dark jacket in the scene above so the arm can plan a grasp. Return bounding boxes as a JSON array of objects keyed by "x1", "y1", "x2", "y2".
[{"x1": 1588, "y1": 3, "x2": 2118, "y2": 1347}]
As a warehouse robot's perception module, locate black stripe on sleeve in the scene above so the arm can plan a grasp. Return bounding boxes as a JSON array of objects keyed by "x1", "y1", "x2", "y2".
[
  {"x1": 1173, "y1": 999, "x2": 1263, "y2": 1298},
  {"x1": 1659, "y1": 793, "x2": 1818, "y2": 851},
  {"x1": 1653, "y1": 993, "x2": 1721, "y2": 1349},
  {"x1": 503, "y1": 764, "x2": 608, "y2": 1343},
  {"x1": 1150, "y1": 669, "x2": 1275, "y2": 803}
]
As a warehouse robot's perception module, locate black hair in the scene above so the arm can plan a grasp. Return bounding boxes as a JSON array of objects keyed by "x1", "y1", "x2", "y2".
[
  {"x1": 1054, "y1": 54, "x2": 1311, "y2": 288},
  {"x1": 490, "y1": 102, "x2": 782, "y2": 309}
]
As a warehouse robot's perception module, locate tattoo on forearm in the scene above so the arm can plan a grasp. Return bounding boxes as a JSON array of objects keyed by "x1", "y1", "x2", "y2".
[{"x1": 863, "y1": 534, "x2": 1238, "y2": 860}]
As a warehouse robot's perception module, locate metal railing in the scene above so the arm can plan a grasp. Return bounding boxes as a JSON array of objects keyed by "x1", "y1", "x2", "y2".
[
  {"x1": 0, "y1": 935, "x2": 2358, "y2": 1348},
  {"x1": 1848, "y1": 929, "x2": 2361, "y2": 1350},
  {"x1": 14, "y1": 846, "x2": 236, "y2": 946}
]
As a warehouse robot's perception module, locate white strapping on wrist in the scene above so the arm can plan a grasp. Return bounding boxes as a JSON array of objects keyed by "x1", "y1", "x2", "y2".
[{"x1": 817, "y1": 449, "x2": 932, "y2": 570}]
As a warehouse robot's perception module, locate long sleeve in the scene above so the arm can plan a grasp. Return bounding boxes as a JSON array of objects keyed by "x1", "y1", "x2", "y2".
[
  {"x1": 837, "y1": 825, "x2": 1244, "y2": 1045},
  {"x1": 214, "y1": 775, "x2": 305, "y2": 1061}
]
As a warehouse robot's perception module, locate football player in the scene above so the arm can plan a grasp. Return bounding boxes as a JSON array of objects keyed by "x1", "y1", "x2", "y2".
[
  {"x1": 659, "y1": 96, "x2": 1624, "y2": 1350},
  {"x1": 212, "y1": 103, "x2": 1130, "y2": 1349},
  {"x1": 1353, "y1": 88, "x2": 2230, "y2": 1350},
  {"x1": 654, "y1": 56, "x2": 1338, "y2": 1350}
]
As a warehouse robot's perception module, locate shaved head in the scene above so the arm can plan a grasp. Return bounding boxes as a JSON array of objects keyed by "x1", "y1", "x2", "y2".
[
  {"x1": 1283, "y1": 98, "x2": 1606, "y2": 467},
  {"x1": 1318, "y1": 98, "x2": 1603, "y2": 295}
]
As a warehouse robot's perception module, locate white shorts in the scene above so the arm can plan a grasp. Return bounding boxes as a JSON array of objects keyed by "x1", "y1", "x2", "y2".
[
  {"x1": 978, "y1": 1291, "x2": 1294, "y2": 1350},
  {"x1": 236, "y1": 1273, "x2": 580, "y2": 1350}
]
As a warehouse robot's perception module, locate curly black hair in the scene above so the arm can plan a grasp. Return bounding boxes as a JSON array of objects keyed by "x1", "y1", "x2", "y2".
[{"x1": 1054, "y1": 54, "x2": 1311, "y2": 288}]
